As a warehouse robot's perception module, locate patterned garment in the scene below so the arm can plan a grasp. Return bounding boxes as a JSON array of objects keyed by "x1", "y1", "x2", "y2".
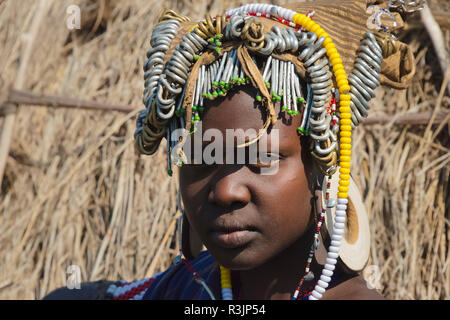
[
  {"x1": 106, "y1": 251, "x2": 320, "y2": 300},
  {"x1": 106, "y1": 251, "x2": 220, "y2": 300}
]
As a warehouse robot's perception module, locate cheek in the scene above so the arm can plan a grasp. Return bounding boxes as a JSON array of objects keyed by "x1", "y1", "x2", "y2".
[
  {"x1": 259, "y1": 158, "x2": 313, "y2": 244},
  {"x1": 179, "y1": 168, "x2": 209, "y2": 226}
]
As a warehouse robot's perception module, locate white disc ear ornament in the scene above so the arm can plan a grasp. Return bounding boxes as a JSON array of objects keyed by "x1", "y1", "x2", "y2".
[{"x1": 322, "y1": 168, "x2": 371, "y2": 272}]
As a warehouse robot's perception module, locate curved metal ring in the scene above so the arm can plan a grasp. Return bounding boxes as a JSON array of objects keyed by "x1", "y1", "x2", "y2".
[
  {"x1": 310, "y1": 79, "x2": 332, "y2": 90},
  {"x1": 160, "y1": 75, "x2": 183, "y2": 95},
  {"x1": 304, "y1": 48, "x2": 327, "y2": 67},
  {"x1": 314, "y1": 139, "x2": 336, "y2": 155},
  {"x1": 349, "y1": 75, "x2": 375, "y2": 99},
  {"x1": 166, "y1": 69, "x2": 186, "y2": 85}
]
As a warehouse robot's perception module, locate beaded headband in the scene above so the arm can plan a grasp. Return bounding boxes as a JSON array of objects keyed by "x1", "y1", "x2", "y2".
[{"x1": 135, "y1": 0, "x2": 419, "y2": 300}]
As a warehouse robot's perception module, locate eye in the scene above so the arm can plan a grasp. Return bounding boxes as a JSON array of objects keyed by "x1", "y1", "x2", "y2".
[
  {"x1": 256, "y1": 157, "x2": 278, "y2": 167},
  {"x1": 249, "y1": 153, "x2": 282, "y2": 169}
]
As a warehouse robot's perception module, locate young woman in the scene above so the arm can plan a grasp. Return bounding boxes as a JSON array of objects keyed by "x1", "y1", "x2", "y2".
[{"x1": 45, "y1": 0, "x2": 420, "y2": 300}]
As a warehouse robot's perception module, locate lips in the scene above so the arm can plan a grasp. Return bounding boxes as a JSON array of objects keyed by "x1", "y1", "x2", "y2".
[{"x1": 209, "y1": 223, "x2": 258, "y2": 249}]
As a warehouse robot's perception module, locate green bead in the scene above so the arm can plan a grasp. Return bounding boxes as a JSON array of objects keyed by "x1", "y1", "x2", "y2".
[
  {"x1": 276, "y1": 96, "x2": 282, "y2": 102},
  {"x1": 225, "y1": 83, "x2": 230, "y2": 89},
  {"x1": 194, "y1": 55, "x2": 200, "y2": 61},
  {"x1": 215, "y1": 46, "x2": 221, "y2": 53},
  {"x1": 202, "y1": 92, "x2": 207, "y2": 97},
  {"x1": 192, "y1": 106, "x2": 197, "y2": 111},
  {"x1": 213, "y1": 91, "x2": 218, "y2": 97},
  {"x1": 256, "y1": 95, "x2": 262, "y2": 102},
  {"x1": 167, "y1": 169, "x2": 173, "y2": 176},
  {"x1": 195, "y1": 115, "x2": 200, "y2": 120},
  {"x1": 294, "y1": 110, "x2": 299, "y2": 116},
  {"x1": 297, "y1": 127, "x2": 309, "y2": 134},
  {"x1": 209, "y1": 38, "x2": 215, "y2": 43},
  {"x1": 219, "y1": 80, "x2": 225, "y2": 87},
  {"x1": 207, "y1": 93, "x2": 213, "y2": 99},
  {"x1": 199, "y1": 107, "x2": 205, "y2": 112},
  {"x1": 265, "y1": 82, "x2": 270, "y2": 88},
  {"x1": 191, "y1": 119, "x2": 195, "y2": 124},
  {"x1": 282, "y1": 106, "x2": 287, "y2": 111},
  {"x1": 297, "y1": 97, "x2": 305, "y2": 103},
  {"x1": 212, "y1": 81, "x2": 219, "y2": 87}
]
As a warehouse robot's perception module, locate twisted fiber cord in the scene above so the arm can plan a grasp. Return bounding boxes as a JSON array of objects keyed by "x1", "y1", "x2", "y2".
[
  {"x1": 139, "y1": 99, "x2": 167, "y2": 155},
  {"x1": 311, "y1": 139, "x2": 338, "y2": 172},
  {"x1": 158, "y1": 9, "x2": 190, "y2": 23},
  {"x1": 374, "y1": 31, "x2": 397, "y2": 58}
]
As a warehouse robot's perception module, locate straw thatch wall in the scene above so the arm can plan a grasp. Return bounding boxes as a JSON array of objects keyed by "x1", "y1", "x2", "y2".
[{"x1": 0, "y1": 0, "x2": 448, "y2": 299}]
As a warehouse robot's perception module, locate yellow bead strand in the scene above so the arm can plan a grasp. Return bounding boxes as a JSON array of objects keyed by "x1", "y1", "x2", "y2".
[
  {"x1": 220, "y1": 266, "x2": 232, "y2": 288},
  {"x1": 293, "y1": 13, "x2": 353, "y2": 200}
]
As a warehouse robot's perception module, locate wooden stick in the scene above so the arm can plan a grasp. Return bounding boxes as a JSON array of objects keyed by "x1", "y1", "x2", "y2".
[
  {"x1": 362, "y1": 111, "x2": 449, "y2": 126},
  {"x1": 405, "y1": 11, "x2": 450, "y2": 30},
  {"x1": 0, "y1": 0, "x2": 52, "y2": 189},
  {"x1": 2, "y1": 88, "x2": 448, "y2": 126},
  {"x1": 421, "y1": 3, "x2": 450, "y2": 94},
  {"x1": 5, "y1": 88, "x2": 138, "y2": 113}
]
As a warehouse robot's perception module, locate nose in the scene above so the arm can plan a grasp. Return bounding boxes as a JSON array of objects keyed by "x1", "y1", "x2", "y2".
[{"x1": 208, "y1": 165, "x2": 251, "y2": 209}]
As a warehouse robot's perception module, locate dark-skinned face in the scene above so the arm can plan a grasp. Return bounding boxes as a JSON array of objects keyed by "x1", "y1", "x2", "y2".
[{"x1": 179, "y1": 85, "x2": 317, "y2": 270}]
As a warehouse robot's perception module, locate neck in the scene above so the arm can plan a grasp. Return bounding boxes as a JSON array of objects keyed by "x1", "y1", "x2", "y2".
[{"x1": 234, "y1": 228, "x2": 320, "y2": 300}]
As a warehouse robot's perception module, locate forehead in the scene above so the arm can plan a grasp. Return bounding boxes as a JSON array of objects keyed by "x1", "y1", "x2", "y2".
[{"x1": 195, "y1": 85, "x2": 303, "y2": 150}]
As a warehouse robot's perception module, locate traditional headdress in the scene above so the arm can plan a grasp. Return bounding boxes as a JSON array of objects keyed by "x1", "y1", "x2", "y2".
[{"x1": 134, "y1": 0, "x2": 423, "y2": 300}]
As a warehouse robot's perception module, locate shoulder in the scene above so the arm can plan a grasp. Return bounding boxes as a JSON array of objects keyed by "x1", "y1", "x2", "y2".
[
  {"x1": 43, "y1": 280, "x2": 118, "y2": 300},
  {"x1": 143, "y1": 250, "x2": 218, "y2": 300},
  {"x1": 43, "y1": 251, "x2": 216, "y2": 300},
  {"x1": 43, "y1": 273, "x2": 165, "y2": 300},
  {"x1": 324, "y1": 275, "x2": 385, "y2": 300}
]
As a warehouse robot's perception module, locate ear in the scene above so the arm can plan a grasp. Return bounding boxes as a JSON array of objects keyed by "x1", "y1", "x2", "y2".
[{"x1": 181, "y1": 214, "x2": 204, "y2": 260}]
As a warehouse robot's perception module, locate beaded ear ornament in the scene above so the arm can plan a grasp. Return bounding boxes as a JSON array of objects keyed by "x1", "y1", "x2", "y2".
[{"x1": 134, "y1": 2, "x2": 420, "y2": 300}]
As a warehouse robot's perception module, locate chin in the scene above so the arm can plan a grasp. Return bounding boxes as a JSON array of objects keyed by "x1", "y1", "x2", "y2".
[{"x1": 206, "y1": 242, "x2": 271, "y2": 271}]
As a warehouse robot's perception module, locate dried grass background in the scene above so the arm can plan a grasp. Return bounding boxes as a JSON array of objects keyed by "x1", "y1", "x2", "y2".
[{"x1": 0, "y1": 0, "x2": 448, "y2": 299}]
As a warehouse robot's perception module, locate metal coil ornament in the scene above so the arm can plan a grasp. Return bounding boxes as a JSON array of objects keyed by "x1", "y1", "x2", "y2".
[
  {"x1": 388, "y1": 0, "x2": 426, "y2": 13},
  {"x1": 136, "y1": 11, "x2": 343, "y2": 171},
  {"x1": 348, "y1": 32, "x2": 383, "y2": 127}
]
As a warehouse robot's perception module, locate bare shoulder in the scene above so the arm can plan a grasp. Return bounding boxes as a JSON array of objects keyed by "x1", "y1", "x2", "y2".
[{"x1": 323, "y1": 275, "x2": 385, "y2": 300}]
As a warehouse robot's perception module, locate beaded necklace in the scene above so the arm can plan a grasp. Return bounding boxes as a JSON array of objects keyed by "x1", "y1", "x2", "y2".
[{"x1": 219, "y1": 266, "x2": 317, "y2": 300}]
